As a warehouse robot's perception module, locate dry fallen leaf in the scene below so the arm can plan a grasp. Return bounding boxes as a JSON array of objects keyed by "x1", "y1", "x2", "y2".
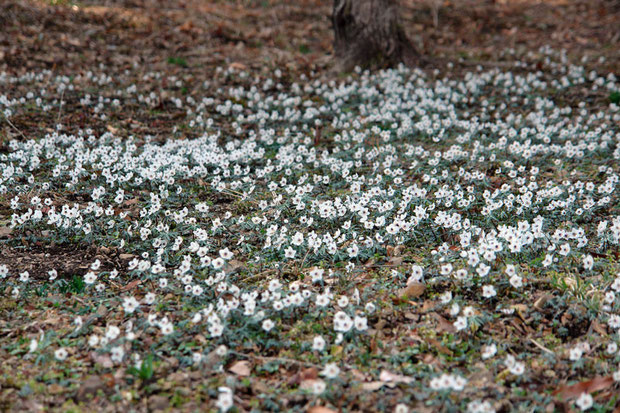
[
  {"x1": 398, "y1": 282, "x2": 426, "y2": 299},
  {"x1": 120, "y1": 279, "x2": 142, "y2": 291},
  {"x1": 361, "y1": 381, "x2": 385, "y2": 391},
  {"x1": 299, "y1": 378, "x2": 325, "y2": 392},
  {"x1": 307, "y1": 407, "x2": 337, "y2": 413},
  {"x1": 379, "y1": 369, "x2": 414, "y2": 384},
  {"x1": 553, "y1": 375, "x2": 614, "y2": 399},
  {"x1": 432, "y1": 312, "x2": 457, "y2": 334},
  {"x1": 228, "y1": 360, "x2": 251, "y2": 376},
  {"x1": 387, "y1": 256, "x2": 404, "y2": 267},
  {"x1": 0, "y1": 226, "x2": 13, "y2": 238},
  {"x1": 229, "y1": 62, "x2": 247, "y2": 71}
]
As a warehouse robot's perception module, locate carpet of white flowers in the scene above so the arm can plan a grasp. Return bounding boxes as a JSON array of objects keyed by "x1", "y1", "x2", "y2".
[{"x1": 1, "y1": 47, "x2": 620, "y2": 412}]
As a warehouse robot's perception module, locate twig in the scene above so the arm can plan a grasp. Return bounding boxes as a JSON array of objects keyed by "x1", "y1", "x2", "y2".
[
  {"x1": 56, "y1": 88, "x2": 65, "y2": 126},
  {"x1": 529, "y1": 338, "x2": 554, "y2": 355},
  {"x1": 240, "y1": 269, "x2": 277, "y2": 284},
  {"x1": 296, "y1": 248, "x2": 311, "y2": 274},
  {"x1": 244, "y1": 353, "x2": 322, "y2": 369},
  {"x1": 4, "y1": 117, "x2": 28, "y2": 140}
]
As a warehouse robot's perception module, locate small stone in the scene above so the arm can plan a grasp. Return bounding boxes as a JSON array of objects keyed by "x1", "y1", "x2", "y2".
[
  {"x1": 149, "y1": 394, "x2": 169, "y2": 411},
  {"x1": 76, "y1": 376, "x2": 105, "y2": 402}
]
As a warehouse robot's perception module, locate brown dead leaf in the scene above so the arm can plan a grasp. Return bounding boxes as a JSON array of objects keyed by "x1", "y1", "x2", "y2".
[
  {"x1": 553, "y1": 375, "x2": 614, "y2": 399},
  {"x1": 361, "y1": 381, "x2": 385, "y2": 391},
  {"x1": 397, "y1": 282, "x2": 425, "y2": 299},
  {"x1": 533, "y1": 293, "x2": 551, "y2": 310},
  {"x1": 178, "y1": 20, "x2": 195, "y2": 32},
  {"x1": 229, "y1": 62, "x2": 247, "y2": 71},
  {"x1": 387, "y1": 256, "x2": 404, "y2": 267},
  {"x1": 299, "y1": 378, "x2": 325, "y2": 392},
  {"x1": 591, "y1": 319, "x2": 608, "y2": 336},
  {"x1": 90, "y1": 352, "x2": 113, "y2": 368},
  {"x1": 431, "y1": 312, "x2": 456, "y2": 334},
  {"x1": 300, "y1": 367, "x2": 318, "y2": 381},
  {"x1": 308, "y1": 407, "x2": 337, "y2": 413},
  {"x1": 120, "y1": 279, "x2": 142, "y2": 291},
  {"x1": 386, "y1": 245, "x2": 405, "y2": 257},
  {"x1": 426, "y1": 337, "x2": 452, "y2": 355},
  {"x1": 106, "y1": 125, "x2": 119, "y2": 135},
  {"x1": 0, "y1": 226, "x2": 13, "y2": 238},
  {"x1": 379, "y1": 369, "x2": 414, "y2": 384},
  {"x1": 228, "y1": 360, "x2": 251, "y2": 376}
]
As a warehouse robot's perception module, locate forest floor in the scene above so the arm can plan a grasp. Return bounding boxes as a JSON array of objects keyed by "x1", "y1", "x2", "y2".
[{"x1": 1, "y1": 0, "x2": 620, "y2": 412}]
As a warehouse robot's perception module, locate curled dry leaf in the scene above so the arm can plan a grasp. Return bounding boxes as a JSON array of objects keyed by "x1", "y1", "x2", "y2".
[
  {"x1": 398, "y1": 282, "x2": 425, "y2": 299},
  {"x1": 307, "y1": 407, "x2": 337, "y2": 413},
  {"x1": 431, "y1": 312, "x2": 456, "y2": 334},
  {"x1": 0, "y1": 226, "x2": 13, "y2": 238},
  {"x1": 553, "y1": 375, "x2": 614, "y2": 399},
  {"x1": 299, "y1": 378, "x2": 325, "y2": 392},
  {"x1": 228, "y1": 360, "x2": 251, "y2": 376},
  {"x1": 361, "y1": 381, "x2": 385, "y2": 391},
  {"x1": 379, "y1": 369, "x2": 414, "y2": 384}
]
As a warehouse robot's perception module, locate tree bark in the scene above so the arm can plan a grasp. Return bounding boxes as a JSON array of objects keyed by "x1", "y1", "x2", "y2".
[{"x1": 332, "y1": 0, "x2": 417, "y2": 71}]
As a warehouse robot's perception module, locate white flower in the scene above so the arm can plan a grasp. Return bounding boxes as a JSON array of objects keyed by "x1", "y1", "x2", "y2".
[
  {"x1": 161, "y1": 322, "x2": 174, "y2": 335},
  {"x1": 575, "y1": 393, "x2": 593, "y2": 411},
  {"x1": 144, "y1": 293, "x2": 156, "y2": 305},
  {"x1": 84, "y1": 271, "x2": 97, "y2": 284},
  {"x1": 284, "y1": 246, "x2": 296, "y2": 259},
  {"x1": 354, "y1": 316, "x2": 368, "y2": 331},
  {"x1": 262, "y1": 319, "x2": 275, "y2": 331},
  {"x1": 312, "y1": 335, "x2": 326, "y2": 351},
  {"x1": 106, "y1": 325, "x2": 121, "y2": 340},
  {"x1": 216, "y1": 387, "x2": 233, "y2": 412},
  {"x1": 481, "y1": 344, "x2": 497, "y2": 360},
  {"x1": 333, "y1": 311, "x2": 353, "y2": 332},
  {"x1": 19, "y1": 271, "x2": 29, "y2": 282},
  {"x1": 29, "y1": 339, "x2": 38, "y2": 353},
  {"x1": 122, "y1": 296, "x2": 140, "y2": 314},
  {"x1": 111, "y1": 346, "x2": 124, "y2": 363},
  {"x1": 509, "y1": 361, "x2": 525, "y2": 376},
  {"x1": 91, "y1": 259, "x2": 101, "y2": 270},
  {"x1": 291, "y1": 231, "x2": 304, "y2": 246},
  {"x1": 365, "y1": 302, "x2": 376, "y2": 314},
  {"x1": 509, "y1": 275, "x2": 523, "y2": 288},
  {"x1": 88, "y1": 335, "x2": 100, "y2": 347},
  {"x1": 569, "y1": 347, "x2": 583, "y2": 361},
  {"x1": 394, "y1": 404, "x2": 409, "y2": 413},
  {"x1": 48, "y1": 269, "x2": 58, "y2": 281},
  {"x1": 212, "y1": 258, "x2": 225, "y2": 269},
  {"x1": 309, "y1": 267, "x2": 324, "y2": 283},
  {"x1": 55, "y1": 348, "x2": 68, "y2": 361},
  {"x1": 219, "y1": 248, "x2": 233, "y2": 260},
  {"x1": 321, "y1": 363, "x2": 340, "y2": 379},
  {"x1": 347, "y1": 244, "x2": 359, "y2": 258},
  {"x1": 311, "y1": 380, "x2": 326, "y2": 395},
  {"x1": 482, "y1": 285, "x2": 496, "y2": 298},
  {"x1": 454, "y1": 316, "x2": 468, "y2": 331},
  {"x1": 409, "y1": 265, "x2": 424, "y2": 283}
]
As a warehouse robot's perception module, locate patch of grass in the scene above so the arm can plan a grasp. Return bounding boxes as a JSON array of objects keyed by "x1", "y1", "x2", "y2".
[
  {"x1": 127, "y1": 354, "x2": 155, "y2": 383},
  {"x1": 167, "y1": 57, "x2": 188, "y2": 68},
  {"x1": 57, "y1": 275, "x2": 85, "y2": 295}
]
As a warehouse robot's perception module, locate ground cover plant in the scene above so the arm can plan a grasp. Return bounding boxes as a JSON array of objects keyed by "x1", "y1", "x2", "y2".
[{"x1": 1, "y1": 0, "x2": 620, "y2": 412}]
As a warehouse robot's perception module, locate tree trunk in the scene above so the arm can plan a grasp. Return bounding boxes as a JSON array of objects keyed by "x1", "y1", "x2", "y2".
[{"x1": 332, "y1": 0, "x2": 417, "y2": 71}]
